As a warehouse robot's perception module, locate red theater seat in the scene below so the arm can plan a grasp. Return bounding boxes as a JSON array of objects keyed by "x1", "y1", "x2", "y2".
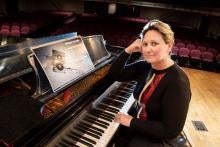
[
  {"x1": 207, "y1": 48, "x2": 218, "y2": 56},
  {"x1": 1, "y1": 22, "x2": 10, "y2": 29},
  {"x1": 0, "y1": 28, "x2": 10, "y2": 36},
  {"x1": 171, "y1": 46, "x2": 179, "y2": 61},
  {"x1": 189, "y1": 49, "x2": 201, "y2": 67},
  {"x1": 178, "y1": 47, "x2": 190, "y2": 66},
  {"x1": 186, "y1": 43, "x2": 196, "y2": 50},
  {"x1": 197, "y1": 45, "x2": 206, "y2": 52},
  {"x1": 10, "y1": 28, "x2": 20, "y2": 37},
  {"x1": 20, "y1": 22, "x2": 30, "y2": 35},
  {"x1": 201, "y1": 51, "x2": 214, "y2": 70},
  {"x1": 176, "y1": 42, "x2": 185, "y2": 49},
  {"x1": 11, "y1": 22, "x2": 20, "y2": 30},
  {"x1": 21, "y1": 26, "x2": 30, "y2": 35}
]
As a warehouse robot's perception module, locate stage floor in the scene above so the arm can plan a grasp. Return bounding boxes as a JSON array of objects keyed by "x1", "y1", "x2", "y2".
[{"x1": 183, "y1": 67, "x2": 220, "y2": 147}]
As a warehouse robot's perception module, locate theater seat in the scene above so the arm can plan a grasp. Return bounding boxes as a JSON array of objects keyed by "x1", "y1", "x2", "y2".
[
  {"x1": 201, "y1": 51, "x2": 214, "y2": 70},
  {"x1": 189, "y1": 49, "x2": 201, "y2": 67},
  {"x1": 178, "y1": 47, "x2": 190, "y2": 66},
  {"x1": 21, "y1": 22, "x2": 30, "y2": 35},
  {"x1": 207, "y1": 48, "x2": 218, "y2": 56},
  {"x1": 1, "y1": 22, "x2": 10, "y2": 29},
  {"x1": 171, "y1": 46, "x2": 179, "y2": 61},
  {"x1": 0, "y1": 28, "x2": 10, "y2": 36},
  {"x1": 176, "y1": 42, "x2": 185, "y2": 49},
  {"x1": 196, "y1": 45, "x2": 206, "y2": 52},
  {"x1": 10, "y1": 28, "x2": 20, "y2": 37},
  {"x1": 186, "y1": 43, "x2": 196, "y2": 50}
]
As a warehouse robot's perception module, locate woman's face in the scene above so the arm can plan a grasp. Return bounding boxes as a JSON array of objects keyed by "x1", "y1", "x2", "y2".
[{"x1": 141, "y1": 30, "x2": 172, "y2": 64}]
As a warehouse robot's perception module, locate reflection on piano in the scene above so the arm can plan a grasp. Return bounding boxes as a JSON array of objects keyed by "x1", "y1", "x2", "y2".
[{"x1": 0, "y1": 34, "x2": 137, "y2": 147}]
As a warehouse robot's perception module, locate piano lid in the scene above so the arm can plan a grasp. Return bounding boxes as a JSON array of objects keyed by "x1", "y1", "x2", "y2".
[
  {"x1": 83, "y1": 35, "x2": 111, "y2": 66},
  {"x1": 0, "y1": 90, "x2": 44, "y2": 144},
  {"x1": 0, "y1": 32, "x2": 77, "y2": 84}
]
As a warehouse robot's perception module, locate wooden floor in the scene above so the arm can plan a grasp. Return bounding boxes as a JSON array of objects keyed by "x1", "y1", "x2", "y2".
[{"x1": 182, "y1": 67, "x2": 220, "y2": 147}]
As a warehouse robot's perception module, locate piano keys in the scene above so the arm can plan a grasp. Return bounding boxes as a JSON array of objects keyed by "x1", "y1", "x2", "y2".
[{"x1": 46, "y1": 81, "x2": 137, "y2": 147}]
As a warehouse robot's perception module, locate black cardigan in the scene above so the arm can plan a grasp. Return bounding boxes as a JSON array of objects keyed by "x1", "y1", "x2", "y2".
[{"x1": 107, "y1": 51, "x2": 191, "y2": 140}]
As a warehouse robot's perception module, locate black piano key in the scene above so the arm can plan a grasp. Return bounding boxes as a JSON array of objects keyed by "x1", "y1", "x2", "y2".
[
  {"x1": 120, "y1": 83, "x2": 128, "y2": 87},
  {"x1": 65, "y1": 132, "x2": 94, "y2": 147},
  {"x1": 97, "y1": 104, "x2": 119, "y2": 114},
  {"x1": 86, "y1": 115, "x2": 110, "y2": 126},
  {"x1": 102, "y1": 99, "x2": 123, "y2": 108},
  {"x1": 67, "y1": 131, "x2": 96, "y2": 145},
  {"x1": 92, "y1": 108, "x2": 115, "y2": 118},
  {"x1": 75, "y1": 126, "x2": 100, "y2": 140},
  {"x1": 77, "y1": 123, "x2": 102, "y2": 136},
  {"x1": 118, "y1": 87, "x2": 130, "y2": 91},
  {"x1": 122, "y1": 88, "x2": 134, "y2": 93},
  {"x1": 84, "y1": 115, "x2": 109, "y2": 128},
  {"x1": 89, "y1": 110, "x2": 113, "y2": 122},
  {"x1": 60, "y1": 138, "x2": 76, "y2": 146},
  {"x1": 121, "y1": 83, "x2": 132, "y2": 88},
  {"x1": 84, "y1": 118, "x2": 108, "y2": 129},
  {"x1": 102, "y1": 98, "x2": 124, "y2": 106},
  {"x1": 88, "y1": 111, "x2": 112, "y2": 122},
  {"x1": 117, "y1": 91, "x2": 131, "y2": 98},
  {"x1": 130, "y1": 81, "x2": 137, "y2": 84},
  {"x1": 128, "y1": 84, "x2": 136, "y2": 89},
  {"x1": 58, "y1": 140, "x2": 80, "y2": 147},
  {"x1": 80, "y1": 122, "x2": 105, "y2": 133},
  {"x1": 109, "y1": 95, "x2": 127, "y2": 102},
  {"x1": 120, "y1": 89, "x2": 133, "y2": 94},
  {"x1": 57, "y1": 142, "x2": 70, "y2": 147},
  {"x1": 114, "y1": 88, "x2": 125, "y2": 93},
  {"x1": 98, "y1": 103, "x2": 120, "y2": 111},
  {"x1": 121, "y1": 83, "x2": 131, "y2": 87}
]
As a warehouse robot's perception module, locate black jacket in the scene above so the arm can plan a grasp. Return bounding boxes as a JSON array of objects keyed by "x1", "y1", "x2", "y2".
[{"x1": 108, "y1": 51, "x2": 191, "y2": 140}]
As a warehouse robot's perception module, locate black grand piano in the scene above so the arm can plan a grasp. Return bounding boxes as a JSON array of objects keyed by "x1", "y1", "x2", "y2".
[{"x1": 0, "y1": 33, "x2": 137, "y2": 147}]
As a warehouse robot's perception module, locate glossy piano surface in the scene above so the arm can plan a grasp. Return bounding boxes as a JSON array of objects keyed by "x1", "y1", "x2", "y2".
[{"x1": 0, "y1": 34, "x2": 135, "y2": 147}]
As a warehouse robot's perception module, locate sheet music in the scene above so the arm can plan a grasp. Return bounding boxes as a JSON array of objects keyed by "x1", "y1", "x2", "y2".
[{"x1": 32, "y1": 37, "x2": 95, "y2": 92}]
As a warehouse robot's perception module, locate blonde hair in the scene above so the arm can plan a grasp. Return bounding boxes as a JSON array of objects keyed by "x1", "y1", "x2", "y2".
[{"x1": 140, "y1": 19, "x2": 174, "y2": 45}]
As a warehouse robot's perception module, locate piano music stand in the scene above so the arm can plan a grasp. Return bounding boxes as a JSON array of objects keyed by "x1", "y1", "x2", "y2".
[{"x1": 27, "y1": 53, "x2": 52, "y2": 98}]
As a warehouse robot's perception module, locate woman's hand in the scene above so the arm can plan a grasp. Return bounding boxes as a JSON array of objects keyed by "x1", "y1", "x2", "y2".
[
  {"x1": 114, "y1": 112, "x2": 133, "y2": 127},
  {"x1": 125, "y1": 39, "x2": 142, "y2": 54}
]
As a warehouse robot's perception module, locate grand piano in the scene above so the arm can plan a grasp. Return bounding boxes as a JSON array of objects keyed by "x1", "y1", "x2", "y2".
[{"x1": 0, "y1": 33, "x2": 137, "y2": 147}]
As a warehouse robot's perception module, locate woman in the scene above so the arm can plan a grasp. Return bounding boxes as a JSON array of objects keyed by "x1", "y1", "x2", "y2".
[{"x1": 108, "y1": 19, "x2": 191, "y2": 146}]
